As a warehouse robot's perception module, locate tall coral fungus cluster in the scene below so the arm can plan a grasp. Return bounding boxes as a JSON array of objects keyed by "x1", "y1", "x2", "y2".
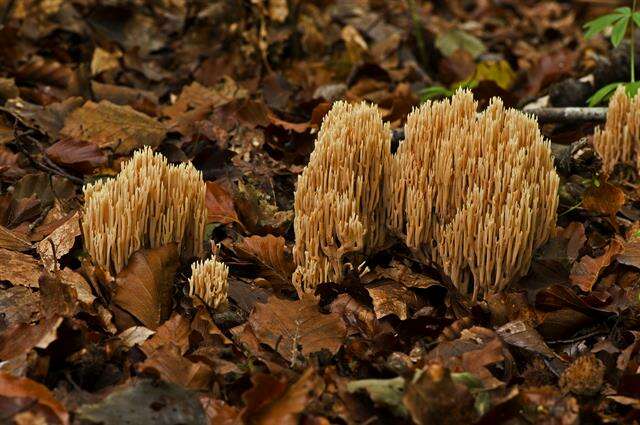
[
  {"x1": 292, "y1": 101, "x2": 391, "y2": 294},
  {"x1": 82, "y1": 147, "x2": 206, "y2": 275},
  {"x1": 593, "y1": 86, "x2": 640, "y2": 175},
  {"x1": 294, "y1": 92, "x2": 559, "y2": 300},
  {"x1": 389, "y1": 91, "x2": 559, "y2": 299}
]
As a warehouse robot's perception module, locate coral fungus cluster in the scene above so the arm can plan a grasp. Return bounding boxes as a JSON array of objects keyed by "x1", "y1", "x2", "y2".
[
  {"x1": 294, "y1": 91, "x2": 560, "y2": 300},
  {"x1": 188, "y1": 256, "x2": 229, "y2": 309},
  {"x1": 593, "y1": 86, "x2": 640, "y2": 175},
  {"x1": 82, "y1": 147, "x2": 206, "y2": 275},
  {"x1": 292, "y1": 101, "x2": 391, "y2": 294}
]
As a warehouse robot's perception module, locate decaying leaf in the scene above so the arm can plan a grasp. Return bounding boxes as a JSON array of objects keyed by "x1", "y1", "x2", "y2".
[
  {"x1": 0, "y1": 248, "x2": 42, "y2": 287},
  {"x1": 76, "y1": 380, "x2": 207, "y2": 425},
  {"x1": 205, "y1": 181, "x2": 240, "y2": 225},
  {"x1": 45, "y1": 138, "x2": 108, "y2": 173},
  {"x1": 36, "y1": 211, "x2": 81, "y2": 272},
  {"x1": 241, "y1": 368, "x2": 322, "y2": 425},
  {"x1": 111, "y1": 244, "x2": 179, "y2": 329},
  {"x1": 0, "y1": 372, "x2": 69, "y2": 425},
  {"x1": 570, "y1": 238, "x2": 623, "y2": 292},
  {"x1": 60, "y1": 100, "x2": 166, "y2": 154},
  {"x1": 0, "y1": 225, "x2": 31, "y2": 251},
  {"x1": 246, "y1": 295, "x2": 346, "y2": 362},
  {"x1": 235, "y1": 234, "x2": 295, "y2": 288},
  {"x1": 138, "y1": 344, "x2": 214, "y2": 390}
]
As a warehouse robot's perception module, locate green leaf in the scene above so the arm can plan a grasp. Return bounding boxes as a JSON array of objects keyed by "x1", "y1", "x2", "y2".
[
  {"x1": 626, "y1": 81, "x2": 640, "y2": 97},
  {"x1": 611, "y1": 16, "x2": 630, "y2": 47},
  {"x1": 435, "y1": 29, "x2": 487, "y2": 58},
  {"x1": 420, "y1": 86, "x2": 454, "y2": 102},
  {"x1": 584, "y1": 14, "x2": 622, "y2": 38},
  {"x1": 587, "y1": 82, "x2": 624, "y2": 106},
  {"x1": 614, "y1": 7, "x2": 632, "y2": 16},
  {"x1": 347, "y1": 377, "x2": 407, "y2": 417},
  {"x1": 633, "y1": 12, "x2": 640, "y2": 27}
]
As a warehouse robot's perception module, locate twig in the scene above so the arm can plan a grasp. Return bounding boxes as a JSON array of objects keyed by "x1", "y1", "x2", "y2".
[
  {"x1": 14, "y1": 133, "x2": 85, "y2": 185},
  {"x1": 522, "y1": 107, "x2": 608, "y2": 123}
]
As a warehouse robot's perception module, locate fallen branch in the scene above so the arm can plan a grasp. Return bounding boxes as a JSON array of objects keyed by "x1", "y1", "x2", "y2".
[{"x1": 522, "y1": 107, "x2": 608, "y2": 124}]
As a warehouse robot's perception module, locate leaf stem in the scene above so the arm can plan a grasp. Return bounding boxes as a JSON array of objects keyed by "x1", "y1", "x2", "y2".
[{"x1": 632, "y1": 0, "x2": 637, "y2": 82}]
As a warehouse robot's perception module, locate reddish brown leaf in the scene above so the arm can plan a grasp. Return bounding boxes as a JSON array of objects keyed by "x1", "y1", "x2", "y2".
[
  {"x1": 140, "y1": 312, "x2": 191, "y2": 357},
  {"x1": 0, "y1": 372, "x2": 69, "y2": 424},
  {"x1": 0, "y1": 316, "x2": 63, "y2": 361},
  {"x1": 235, "y1": 234, "x2": 295, "y2": 288},
  {"x1": 570, "y1": 239, "x2": 623, "y2": 292},
  {"x1": 45, "y1": 138, "x2": 108, "y2": 173},
  {"x1": 112, "y1": 243, "x2": 179, "y2": 330},
  {"x1": 138, "y1": 344, "x2": 214, "y2": 390},
  {"x1": 582, "y1": 182, "x2": 625, "y2": 224},
  {"x1": 247, "y1": 295, "x2": 346, "y2": 362},
  {"x1": 205, "y1": 181, "x2": 240, "y2": 225},
  {"x1": 241, "y1": 368, "x2": 323, "y2": 425},
  {"x1": 0, "y1": 225, "x2": 31, "y2": 252}
]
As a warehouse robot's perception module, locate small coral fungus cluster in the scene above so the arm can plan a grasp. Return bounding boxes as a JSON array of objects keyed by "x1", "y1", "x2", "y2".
[
  {"x1": 593, "y1": 86, "x2": 640, "y2": 175},
  {"x1": 82, "y1": 147, "x2": 227, "y2": 309},
  {"x1": 294, "y1": 91, "x2": 560, "y2": 300}
]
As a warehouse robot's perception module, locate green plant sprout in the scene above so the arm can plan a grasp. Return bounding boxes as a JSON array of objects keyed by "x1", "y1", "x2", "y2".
[{"x1": 584, "y1": 1, "x2": 640, "y2": 105}]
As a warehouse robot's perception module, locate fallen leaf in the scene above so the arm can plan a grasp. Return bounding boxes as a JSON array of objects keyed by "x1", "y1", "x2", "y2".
[
  {"x1": 45, "y1": 138, "x2": 108, "y2": 174},
  {"x1": 570, "y1": 239, "x2": 623, "y2": 292},
  {"x1": 247, "y1": 295, "x2": 346, "y2": 362},
  {"x1": 0, "y1": 316, "x2": 63, "y2": 361},
  {"x1": 38, "y1": 272, "x2": 78, "y2": 317},
  {"x1": 241, "y1": 368, "x2": 322, "y2": 425},
  {"x1": 367, "y1": 261, "x2": 442, "y2": 289},
  {"x1": 91, "y1": 47, "x2": 121, "y2": 75},
  {"x1": 112, "y1": 244, "x2": 179, "y2": 329},
  {"x1": 140, "y1": 313, "x2": 191, "y2": 357},
  {"x1": 76, "y1": 380, "x2": 207, "y2": 425},
  {"x1": 582, "y1": 182, "x2": 626, "y2": 219},
  {"x1": 435, "y1": 29, "x2": 486, "y2": 58},
  {"x1": 403, "y1": 363, "x2": 476, "y2": 425},
  {"x1": 118, "y1": 326, "x2": 155, "y2": 348},
  {"x1": 235, "y1": 234, "x2": 295, "y2": 288},
  {"x1": 4, "y1": 97, "x2": 84, "y2": 139},
  {"x1": 268, "y1": 0, "x2": 288, "y2": 22},
  {"x1": 496, "y1": 320, "x2": 556, "y2": 358},
  {"x1": 366, "y1": 281, "x2": 423, "y2": 320},
  {"x1": 617, "y1": 240, "x2": 640, "y2": 269},
  {"x1": 0, "y1": 372, "x2": 69, "y2": 425},
  {"x1": 0, "y1": 225, "x2": 31, "y2": 251},
  {"x1": 60, "y1": 100, "x2": 166, "y2": 154},
  {"x1": 347, "y1": 377, "x2": 406, "y2": 417},
  {"x1": 36, "y1": 211, "x2": 81, "y2": 272},
  {"x1": 205, "y1": 181, "x2": 240, "y2": 225},
  {"x1": 138, "y1": 344, "x2": 214, "y2": 390},
  {"x1": 0, "y1": 248, "x2": 42, "y2": 287},
  {"x1": 0, "y1": 286, "x2": 41, "y2": 330},
  {"x1": 200, "y1": 397, "x2": 240, "y2": 425}
]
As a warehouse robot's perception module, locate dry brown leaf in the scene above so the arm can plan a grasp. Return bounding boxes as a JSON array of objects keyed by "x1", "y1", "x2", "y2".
[
  {"x1": 0, "y1": 248, "x2": 42, "y2": 287},
  {"x1": 235, "y1": 234, "x2": 295, "y2": 288},
  {"x1": 0, "y1": 316, "x2": 63, "y2": 361},
  {"x1": 0, "y1": 372, "x2": 69, "y2": 425},
  {"x1": 57, "y1": 268, "x2": 95, "y2": 306},
  {"x1": 38, "y1": 272, "x2": 78, "y2": 317},
  {"x1": 365, "y1": 281, "x2": 423, "y2": 320},
  {"x1": 36, "y1": 211, "x2": 81, "y2": 272},
  {"x1": 570, "y1": 239, "x2": 623, "y2": 292},
  {"x1": 247, "y1": 295, "x2": 346, "y2": 362},
  {"x1": 91, "y1": 47, "x2": 121, "y2": 75},
  {"x1": 582, "y1": 182, "x2": 625, "y2": 222},
  {"x1": 241, "y1": 368, "x2": 322, "y2": 425},
  {"x1": 0, "y1": 225, "x2": 31, "y2": 251},
  {"x1": 60, "y1": 100, "x2": 166, "y2": 154},
  {"x1": 140, "y1": 312, "x2": 191, "y2": 357},
  {"x1": 268, "y1": 0, "x2": 288, "y2": 22},
  {"x1": 366, "y1": 261, "x2": 442, "y2": 289},
  {"x1": 45, "y1": 138, "x2": 108, "y2": 174},
  {"x1": 403, "y1": 363, "x2": 476, "y2": 425},
  {"x1": 112, "y1": 244, "x2": 179, "y2": 330},
  {"x1": 205, "y1": 181, "x2": 240, "y2": 225},
  {"x1": 138, "y1": 344, "x2": 213, "y2": 390},
  {"x1": 617, "y1": 240, "x2": 640, "y2": 269}
]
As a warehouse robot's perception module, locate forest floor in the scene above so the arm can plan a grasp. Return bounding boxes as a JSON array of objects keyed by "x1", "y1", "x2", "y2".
[{"x1": 0, "y1": 1, "x2": 640, "y2": 424}]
